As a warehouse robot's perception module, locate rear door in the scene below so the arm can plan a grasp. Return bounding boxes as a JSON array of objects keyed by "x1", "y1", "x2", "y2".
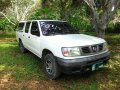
[
  {"x1": 28, "y1": 21, "x2": 41, "y2": 56},
  {"x1": 16, "y1": 22, "x2": 25, "y2": 41},
  {"x1": 22, "y1": 21, "x2": 31, "y2": 49}
]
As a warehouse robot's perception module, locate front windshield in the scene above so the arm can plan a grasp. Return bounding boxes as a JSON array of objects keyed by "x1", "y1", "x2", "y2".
[{"x1": 40, "y1": 21, "x2": 79, "y2": 36}]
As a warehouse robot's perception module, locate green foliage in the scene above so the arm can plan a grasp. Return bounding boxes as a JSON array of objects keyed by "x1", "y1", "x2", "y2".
[
  {"x1": 116, "y1": 9, "x2": 120, "y2": 17},
  {"x1": 106, "y1": 20, "x2": 120, "y2": 33},
  {"x1": 29, "y1": 7, "x2": 59, "y2": 20},
  {"x1": 0, "y1": 18, "x2": 15, "y2": 31},
  {"x1": 68, "y1": 13, "x2": 93, "y2": 31},
  {"x1": 106, "y1": 21, "x2": 115, "y2": 33}
]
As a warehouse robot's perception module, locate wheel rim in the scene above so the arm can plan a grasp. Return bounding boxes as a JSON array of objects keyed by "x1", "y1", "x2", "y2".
[{"x1": 45, "y1": 58, "x2": 53, "y2": 75}]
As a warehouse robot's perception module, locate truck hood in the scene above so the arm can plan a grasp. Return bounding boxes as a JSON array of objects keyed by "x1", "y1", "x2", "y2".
[{"x1": 42, "y1": 34, "x2": 106, "y2": 47}]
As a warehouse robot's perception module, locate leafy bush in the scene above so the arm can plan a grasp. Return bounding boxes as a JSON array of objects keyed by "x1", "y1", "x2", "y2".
[
  {"x1": 29, "y1": 7, "x2": 59, "y2": 20},
  {"x1": 106, "y1": 21, "x2": 115, "y2": 33},
  {"x1": 106, "y1": 21, "x2": 120, "y2": 33},
  {"x1": 68, "y1": 16, "x2": 93, "y2": 32},
  {"x1": 0, "y1": 18, "x2": 15, "y2": 32}
]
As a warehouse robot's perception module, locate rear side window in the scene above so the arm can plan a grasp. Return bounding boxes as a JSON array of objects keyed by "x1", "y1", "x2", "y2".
[
  {"x1": 25, "y1": 22, "x2": 31, "y2": 33},
  {"x1": 31, "y1": 21, "x2": 40, "y2": 36},
  {"x1": 17, "y1": 23, "x2": 25, "y2": 31}
]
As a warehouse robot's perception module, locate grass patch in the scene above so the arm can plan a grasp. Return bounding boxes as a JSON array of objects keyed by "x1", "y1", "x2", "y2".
[
  {"x1": 0, "y1": 43, "x2": 46, "y2": 82},
  {"x1": 0, "y1": 33, "x2": 120, "y2": 89},
  {"x1": 0, "y1": 32, "x2": 15, "y2": 38}
]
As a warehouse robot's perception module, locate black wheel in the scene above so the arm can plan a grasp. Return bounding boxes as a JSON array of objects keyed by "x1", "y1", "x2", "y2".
[
  {"x1": 43, "y1": 53, "x2": 60, "y2": 79},
  {"x1": 19, "y1": 40, "x2": 27, "y2": 53}
]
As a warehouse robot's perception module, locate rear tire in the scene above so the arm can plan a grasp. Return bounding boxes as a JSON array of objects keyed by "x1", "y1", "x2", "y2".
[
  {"x1": 19, "y1": 40, "x2": 27, "y2": 53},
  {"x1": 43, "y1": 53, "x2": 60, "y2": 79}
]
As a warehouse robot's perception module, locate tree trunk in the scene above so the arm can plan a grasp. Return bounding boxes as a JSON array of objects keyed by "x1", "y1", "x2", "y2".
[
  {"x1": 96, "y1": 29, "x2": 105, "y2": 38},
  {"x1": 94, "y1": 24, "x2": 105, "y2": 38},
  {"x1": 91, "y1": 12, "x2": 106, "y2": 38}
]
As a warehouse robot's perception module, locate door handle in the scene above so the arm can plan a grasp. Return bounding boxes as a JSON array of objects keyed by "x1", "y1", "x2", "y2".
[{"x1": 28, "y1": 36, "x2": 30, "y2": 38}]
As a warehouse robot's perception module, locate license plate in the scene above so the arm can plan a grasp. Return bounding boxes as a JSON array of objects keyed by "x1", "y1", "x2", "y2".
[{"x1": 92, "y1": 62, "x2": 103, "y2": 71}]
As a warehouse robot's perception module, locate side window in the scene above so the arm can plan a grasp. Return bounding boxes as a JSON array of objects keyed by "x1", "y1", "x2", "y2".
[
  {"x1": 25, "y1": 22, "x2": 31, "y2": 33},
  {"x1": 31, "y1": 21, "x2": 40, "y2": 36},
  {"x1": 17, "y1": 23, "x2": 25, "y2": 31}
]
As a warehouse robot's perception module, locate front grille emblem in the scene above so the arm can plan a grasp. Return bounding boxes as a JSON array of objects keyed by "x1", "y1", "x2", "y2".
[{"x1": 92, "y1": 46, "x2": 97, "y2": 52}]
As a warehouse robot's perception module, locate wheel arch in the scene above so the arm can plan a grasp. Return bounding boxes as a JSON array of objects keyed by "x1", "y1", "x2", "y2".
[
  {"x1": 42, "y1": 49, "x2": 54, "y2": 59},
  {"x1": 19, "y1": 38, "x2": 22, "y2": 42}
]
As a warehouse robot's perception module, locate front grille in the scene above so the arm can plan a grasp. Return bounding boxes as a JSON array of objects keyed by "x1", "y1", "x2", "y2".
[
  {"x1": 81, "y1": 43, "x2": 104, "y2": 55},
  {"x1": 98, "y1": 44, "x2": 103, "y2": 51},
  {"x1": 82, "y1": 47, "x2": 91, "y2": 53}
]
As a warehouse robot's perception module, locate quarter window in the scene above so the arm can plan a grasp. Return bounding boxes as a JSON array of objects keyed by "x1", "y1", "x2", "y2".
[{"x1": 31, "y1": 21, "x2": 40, "y2": 36}]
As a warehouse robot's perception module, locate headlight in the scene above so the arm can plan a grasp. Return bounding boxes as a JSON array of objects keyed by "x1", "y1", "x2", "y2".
[
  {"x1": 62, "y1": 47, "x2": 81, "y2": 57},
  {"x1": 103, "y1": 42, "x2": 108, "y2": 51}
]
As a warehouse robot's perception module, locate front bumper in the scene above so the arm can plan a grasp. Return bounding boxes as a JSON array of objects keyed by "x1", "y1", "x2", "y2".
[{"x1": 57, "y1": 51, "x2": 110, "y2": 74}]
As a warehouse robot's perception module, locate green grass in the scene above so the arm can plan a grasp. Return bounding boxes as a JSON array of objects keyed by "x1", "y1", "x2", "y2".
[
  {"x1": 0, "y1": 42, "x2": 46, "y2": 81},
  {"x1": 0, "y1": 33, "x2": 120, "y2": 90}
]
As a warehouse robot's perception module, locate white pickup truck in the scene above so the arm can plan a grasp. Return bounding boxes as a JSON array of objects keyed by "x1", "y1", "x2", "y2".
[{"x1": 16, "y1": 20, "x2": 110, "y2": 79}]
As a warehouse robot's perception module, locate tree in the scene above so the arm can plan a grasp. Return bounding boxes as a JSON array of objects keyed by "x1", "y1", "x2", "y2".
[
  {"x1": 0, "y1": 0, "x2": 11, "y2": 19},
  {"x1": 0, "y1": 0, "x2": 42, "y2": 26},
  {"x1": 41, "y1": 0, "x2": 73, "y2": 20},
  {"x1": 0, "y1": 0, "x2": 11, "y2": 12},
  {"x1": 84, "y1": 0, "x2": 120, "y2": 38},
  {"x1": 7, "y1": 0, "x2": 35, "y2": 22}
]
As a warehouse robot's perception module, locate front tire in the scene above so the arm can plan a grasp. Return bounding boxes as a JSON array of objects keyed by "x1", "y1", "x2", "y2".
[
  {"x1": 19, "y1": 40, "x2": 27, "y2": 53},
  {"x1": 43, "y1": 53, "x2": 60, "y2": 79}
]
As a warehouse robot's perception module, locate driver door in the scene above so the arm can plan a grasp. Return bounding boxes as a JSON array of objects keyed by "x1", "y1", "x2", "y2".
[{"x1": 28, "y1": 21, "x2": 41, "y2": 56}]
